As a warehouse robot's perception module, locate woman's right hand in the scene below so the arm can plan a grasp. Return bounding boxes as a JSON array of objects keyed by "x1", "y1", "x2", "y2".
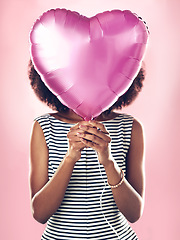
[{"x1": 66, "y1": 123, "x2": 86, "y2": 163}]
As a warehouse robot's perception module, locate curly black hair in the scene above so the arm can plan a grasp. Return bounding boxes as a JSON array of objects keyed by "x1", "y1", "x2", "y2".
[{"x1": 28, "y1": 59, "x2": 145, "y2": 114}]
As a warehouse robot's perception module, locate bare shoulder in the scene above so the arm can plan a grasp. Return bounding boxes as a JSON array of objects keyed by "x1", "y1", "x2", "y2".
[
  {"x1": 30, "y1": 120, "x2": 49, "y2": 199},
  {"x1": 128, "y1": 117, "x2": 144, "y2": 156},
  {"x1": 126, "y1": 117, "x2": 145, "y2": 197},
  {"x1": 30, "y1": 119, "x2": 48, "y2": 160},
  {"x1": 111, "y1": 112, "x2": 144, "y2": 137},
  {"x1": 31, "y1": 119, "x2": 44, "y2": 135},
  {"x1": 30, "y1": 119, "x2": 49, "y2": 155},
  {"x1": 131, "y1": 118, "x2": 144, "y2": 140}
]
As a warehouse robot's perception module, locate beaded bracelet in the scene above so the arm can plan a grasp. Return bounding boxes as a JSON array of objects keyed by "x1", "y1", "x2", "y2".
[{"x1": 107, "y1": 168, "x2": 124, "y2": 189}]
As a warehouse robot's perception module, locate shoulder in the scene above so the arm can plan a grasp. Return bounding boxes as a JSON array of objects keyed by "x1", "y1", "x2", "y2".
[
  {"x1": 34, "y1": 113, "x2": 52, "y2": 131},
  {"x1": 35, "y1": 113, "x2": 51, "y2": 123},
  {"x1": 31, "y1": 113, "x2": 51, "y2": 145},
  {"x1": 114, "y1": 112, "x2": 143, "y2": 130},
  {"x1": 31, "y1": 118, "x2": 46, "y2": 141},
  {"x1": 111, "y1": 112, "x2": 134, "y2": 126},
  {"x1": 131, "y1": 118, "x2": 144, "y2": 139},
  {"x1": 129, "y1": 117, "x2": 144, "y2": 153},
  {"x1": 113, "y1": 113, "x2": 144, "y2": 142},
  {"x1": 31, "y1": 116, "x2": 50, "y2": 150}
]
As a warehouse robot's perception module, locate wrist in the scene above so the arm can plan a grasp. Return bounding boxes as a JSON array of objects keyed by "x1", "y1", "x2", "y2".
[
  {"x1": 102, "y1": 158, "x2": 114, "y2": 169},
  {"x1": 64, "y1": 153, "x2": 79, "y2": 166},
  {"x1": 103, "y1": 159, "x2": 124, "y2": 187}
]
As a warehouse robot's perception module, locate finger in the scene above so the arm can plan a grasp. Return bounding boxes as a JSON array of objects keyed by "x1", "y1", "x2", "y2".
[
  {"x1": 79, "y1": 137, "x2": 98, "y2": 149},
  {"x1": 77, "y1": 121, "x2": 97, "y2": 131},
  {"x1": 77, "y1": 131, "x2": 108, "y2": 146},
  {"x1": 67, "y1": 127, "x2": 81, "y2": 138},
  {"x1": 69, "y1": 122, "x2": 93, "y2": 134},
  {"x1": 70, "y1": 123, "x2": 80, "y2": 131},
  {"x1": 68, "y1": 135, "x2": 82, "y2": 142},
  {"x1": 88, "y1": 120, "x2": 109, "y2": 134},
  {"x1": 78, "y1": 126, "x2": 111, "y2": 143},
  {"x1": 78, "y1": 120, "x2": 108, "y2": 134},
  {"x1": 69, "y1": 139, "x2": 89, "y2": 150},
  {"x1": 77, "y1": 121, "x2": 91, "y2": 126},
  {"x1": 69, "y1": 139, "x2": 86, "y2": 147},
  {"x1": 68, "y1": 129, "x2": 85, "y2": 141}
]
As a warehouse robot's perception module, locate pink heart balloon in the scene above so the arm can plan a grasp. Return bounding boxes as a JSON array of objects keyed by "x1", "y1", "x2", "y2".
[{"x1": 30, "y1": 9, "x2": 149, "y2": 120}]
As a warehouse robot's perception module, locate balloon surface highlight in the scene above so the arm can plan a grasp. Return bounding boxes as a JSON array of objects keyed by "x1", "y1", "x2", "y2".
[{"x1": 30, "y1": 8, "x2": 149, "y2": 120}]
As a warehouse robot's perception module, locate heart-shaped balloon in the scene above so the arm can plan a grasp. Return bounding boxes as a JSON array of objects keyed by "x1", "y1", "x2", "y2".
[{"x1": 30, "y1": 8, "x2": 149, "y2": 120}]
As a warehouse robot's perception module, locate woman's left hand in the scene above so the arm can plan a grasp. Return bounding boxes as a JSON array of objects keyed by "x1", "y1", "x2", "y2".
[{"x1": 77, "y1": 120, "x2": 112, "y2": 166}]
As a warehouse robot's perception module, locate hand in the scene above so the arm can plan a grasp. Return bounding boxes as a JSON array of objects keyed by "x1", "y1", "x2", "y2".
[
  {"x1": 77, "y1": 120, "x2": 112, "y2": 166},
  {"x1": 67, "y1": 123, "x2": 87, "y2": 163}
]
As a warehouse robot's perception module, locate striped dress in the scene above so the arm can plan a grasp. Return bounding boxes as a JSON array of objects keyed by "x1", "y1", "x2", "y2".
[{"x1": 35, "y1": 113, "x2": 138, "y2": 240}]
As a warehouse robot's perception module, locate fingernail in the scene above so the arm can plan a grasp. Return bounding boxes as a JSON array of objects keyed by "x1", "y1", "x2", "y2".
[
  {"x1": 89, "y1": 120, "x2": 94, "y2": 124},
  {"x1": 77, "y1": 132, "x2": 83, "y2": 136},
  {"x1": 79, "y1": 125, "x2": 86, "y2": 129}
]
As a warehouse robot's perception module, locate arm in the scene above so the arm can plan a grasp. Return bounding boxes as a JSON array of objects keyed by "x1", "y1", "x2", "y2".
[
  {"x1": 77, "y1": 118, "x2": 145, "y2": 223},
  {"x1": 104, "y1": 119, "x2": 145, "y2": 223},
  {"x1": 29, "y1": 121, "x2": 86, "y2": 224}
]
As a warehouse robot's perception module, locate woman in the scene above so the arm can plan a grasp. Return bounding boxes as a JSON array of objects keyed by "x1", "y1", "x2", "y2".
[{"x1": 29, "y1": 60, "x2": 145, "y2": 239}]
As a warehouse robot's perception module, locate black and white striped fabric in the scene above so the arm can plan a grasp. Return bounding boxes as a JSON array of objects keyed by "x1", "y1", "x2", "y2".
[{"x1": 35, "y1": 113, "x2": 138, "y2": 240}]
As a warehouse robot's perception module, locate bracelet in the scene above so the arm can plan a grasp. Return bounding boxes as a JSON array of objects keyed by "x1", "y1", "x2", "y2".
[{"x1": 107, "y1": 168, "x2": 124, "y2": 189}]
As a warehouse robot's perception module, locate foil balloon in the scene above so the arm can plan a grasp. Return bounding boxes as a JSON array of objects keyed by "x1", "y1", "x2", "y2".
[{"x1": 29, "y1": 9, "x2": 149, "y2": 120}]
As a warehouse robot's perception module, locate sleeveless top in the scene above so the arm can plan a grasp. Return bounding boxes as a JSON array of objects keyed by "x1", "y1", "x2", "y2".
[{"x1": 35, "y1": 113, "x2": 138, "y2": 240}]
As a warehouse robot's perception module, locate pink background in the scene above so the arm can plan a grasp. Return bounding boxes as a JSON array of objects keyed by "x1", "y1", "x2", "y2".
[{"x1": 0, "y1": 0, "x2": 179, "y2": 239}]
